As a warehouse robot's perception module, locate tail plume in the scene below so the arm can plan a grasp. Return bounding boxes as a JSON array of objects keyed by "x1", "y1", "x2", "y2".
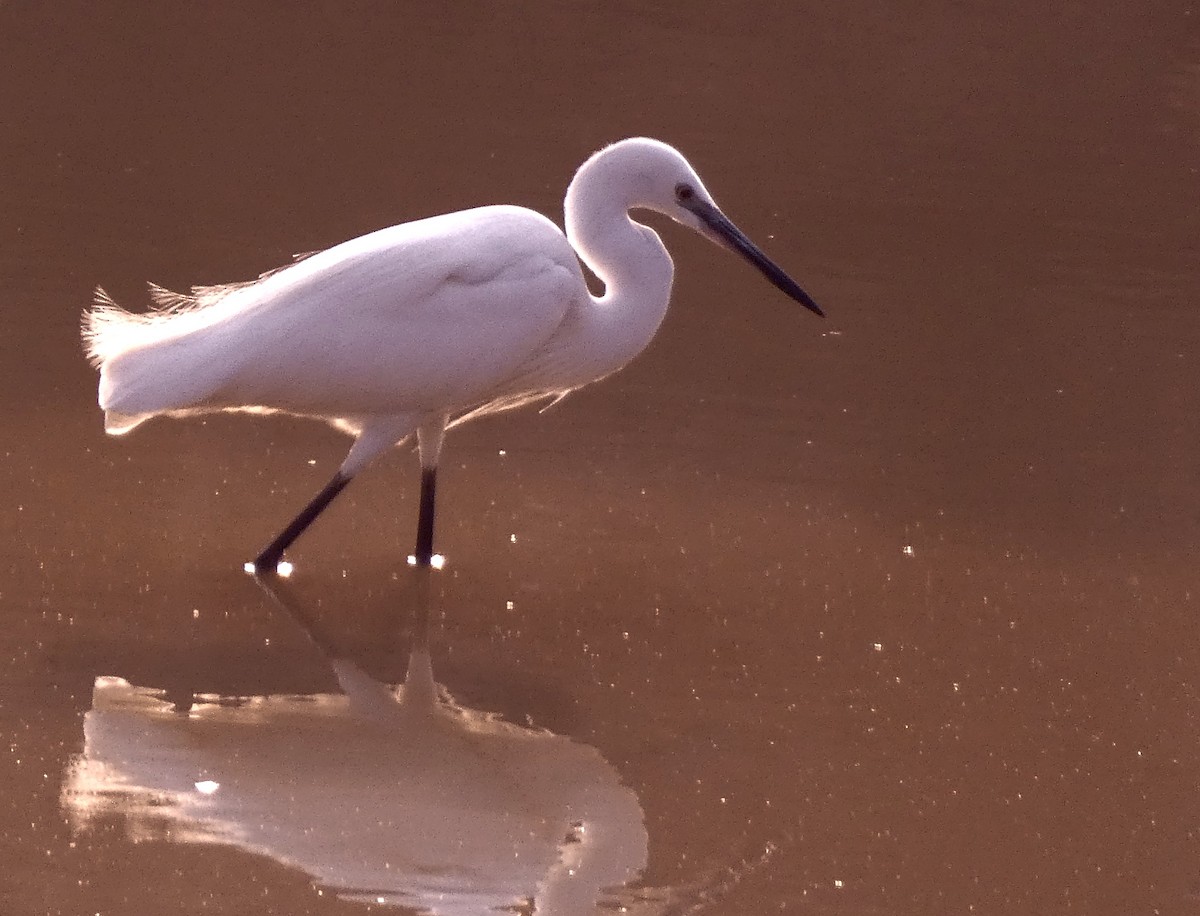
[
  {"x1": 82, "y1": 284, "x2": 246, "y2": 368},
  {"x1": 81, "y1": 287, "x2": 129, "y2": 367},
  {"x1": 83, "y1": 284, "x2": 258, "y2": 429}
]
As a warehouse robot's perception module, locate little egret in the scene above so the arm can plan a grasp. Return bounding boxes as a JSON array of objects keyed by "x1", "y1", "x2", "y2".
[{"x1": 83, "y1": 137, "x2": 823, "y2": 571}]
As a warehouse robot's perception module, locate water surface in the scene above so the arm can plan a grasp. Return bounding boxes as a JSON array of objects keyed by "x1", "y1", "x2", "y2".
[{"x1": 1, "y1": 2, "x2": 1197, "y2": 914}]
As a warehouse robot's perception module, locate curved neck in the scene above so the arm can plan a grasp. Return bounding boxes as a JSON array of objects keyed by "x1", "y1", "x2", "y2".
[{"x1": 564, "y1": 168, "x2": 674, "y2": 378}]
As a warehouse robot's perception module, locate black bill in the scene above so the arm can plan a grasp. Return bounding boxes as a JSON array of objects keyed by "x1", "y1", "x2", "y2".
[{"x1": 683, "y1": 197, "x2": 824, "y2": 317}]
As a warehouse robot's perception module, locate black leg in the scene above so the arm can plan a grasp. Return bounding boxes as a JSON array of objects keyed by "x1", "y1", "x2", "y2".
[
  {"x1": 413, "y1": 466, "x2": 437, "y2": 566},
  {"x1": 253, "y1": 471, "x2": 351, "y2": 572}
]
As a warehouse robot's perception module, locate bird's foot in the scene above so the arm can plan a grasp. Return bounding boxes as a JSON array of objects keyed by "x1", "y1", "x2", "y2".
[
  {"x1": 407, "y1": 553, "x2": 446, "y2": 570},
  {"x1": 245, "y1": 557, "x2": 294, "y2": 578}
]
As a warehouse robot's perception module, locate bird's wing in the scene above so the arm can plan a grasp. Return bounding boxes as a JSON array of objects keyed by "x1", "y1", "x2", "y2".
[{"x1": 101, "y1": 207, "x2": 587, "y2": 421}]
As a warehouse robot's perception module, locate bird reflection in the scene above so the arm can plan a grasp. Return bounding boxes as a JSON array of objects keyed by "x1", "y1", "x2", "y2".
[{"x1": 60, "y1": 570, "x2": 648, "y2": 914}]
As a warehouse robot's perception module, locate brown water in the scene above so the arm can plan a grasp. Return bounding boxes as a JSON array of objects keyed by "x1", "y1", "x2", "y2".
[{"x1": 2, "y1": 2, "x2": 1198, "y2": 914}]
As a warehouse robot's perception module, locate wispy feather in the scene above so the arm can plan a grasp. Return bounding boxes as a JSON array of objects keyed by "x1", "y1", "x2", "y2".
[{"x1": 81, "y1": 252, "x2": 325, "y2": 367}]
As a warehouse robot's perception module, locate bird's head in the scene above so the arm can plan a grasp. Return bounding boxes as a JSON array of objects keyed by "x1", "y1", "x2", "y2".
[{"x1": 573, "y1": 137, "x2": 824, "y2": 317}]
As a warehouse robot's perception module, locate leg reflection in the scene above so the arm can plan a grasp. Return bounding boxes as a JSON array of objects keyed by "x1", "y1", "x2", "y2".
[{"x1": 252, "y1": 565, "x2": 439, "y2": 714}]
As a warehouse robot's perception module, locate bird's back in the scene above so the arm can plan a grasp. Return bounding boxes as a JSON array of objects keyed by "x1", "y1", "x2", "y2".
[{"x1": 88, "y1": 206, "x2": 587, "y2": 432}]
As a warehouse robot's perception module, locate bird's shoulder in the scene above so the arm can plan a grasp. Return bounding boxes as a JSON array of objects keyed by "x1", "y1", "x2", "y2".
[
  {"x1": 285, "y1": 206, "x2": 576, "y2": 303},
  {"x1": 420, "y1": 205, "x2": 580, "y2": 288},
  {"x1": 343, "y1": 207, "x2": 583, "y2": 323}
]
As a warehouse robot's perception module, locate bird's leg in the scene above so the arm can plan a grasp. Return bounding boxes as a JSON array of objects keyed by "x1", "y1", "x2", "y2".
[
  {"x1": 252, "y1": 416, "x2": 419, "y2": 571},
  {"x1": 253, "y1": 471, "x2": 352, "y2": 572},
  {"x1": 412, "y1": 416, "x2": 448, "y2": 568},
  {"x1": 413, "y1": 466, "x2": 437, "y2": 566}
]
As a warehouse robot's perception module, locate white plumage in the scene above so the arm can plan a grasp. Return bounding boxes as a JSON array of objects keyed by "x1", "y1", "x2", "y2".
[
  {"x1": 88, "y1": 208, "x2": 580, "y2": 437},
  {"x1": 83, "y1": 137, "x2": 822, "y2": 570}
]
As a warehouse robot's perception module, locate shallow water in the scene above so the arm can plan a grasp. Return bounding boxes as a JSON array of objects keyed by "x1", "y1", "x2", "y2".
[{"x1": 2, "y1": 2, "x2": 1198, "y2": 914}]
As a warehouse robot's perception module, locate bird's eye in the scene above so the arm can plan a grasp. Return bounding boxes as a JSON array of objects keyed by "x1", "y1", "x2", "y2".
[{"x1": 675, "y1": 183, "x2": 695, "y2": 202}]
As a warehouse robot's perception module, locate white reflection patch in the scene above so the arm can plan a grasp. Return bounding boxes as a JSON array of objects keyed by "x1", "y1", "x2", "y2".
[{"x1": 61, "y1": 664, "x2": 645, "y2": 914}]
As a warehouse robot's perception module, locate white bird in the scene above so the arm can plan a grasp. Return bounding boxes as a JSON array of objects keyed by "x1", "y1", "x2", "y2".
[{"x1": 83, "y1": 137, "x2": 823, "y2": 572}]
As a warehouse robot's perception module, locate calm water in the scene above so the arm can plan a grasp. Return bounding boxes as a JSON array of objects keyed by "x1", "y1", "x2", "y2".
[{"x1": 2, "y1": 3, "x2": 1198, "y2": 914}]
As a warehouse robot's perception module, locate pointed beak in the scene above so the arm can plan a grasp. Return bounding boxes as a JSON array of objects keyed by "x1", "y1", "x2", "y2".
[{"x1": 683, "y1": 197, "x2": 824, "y2": 317}]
